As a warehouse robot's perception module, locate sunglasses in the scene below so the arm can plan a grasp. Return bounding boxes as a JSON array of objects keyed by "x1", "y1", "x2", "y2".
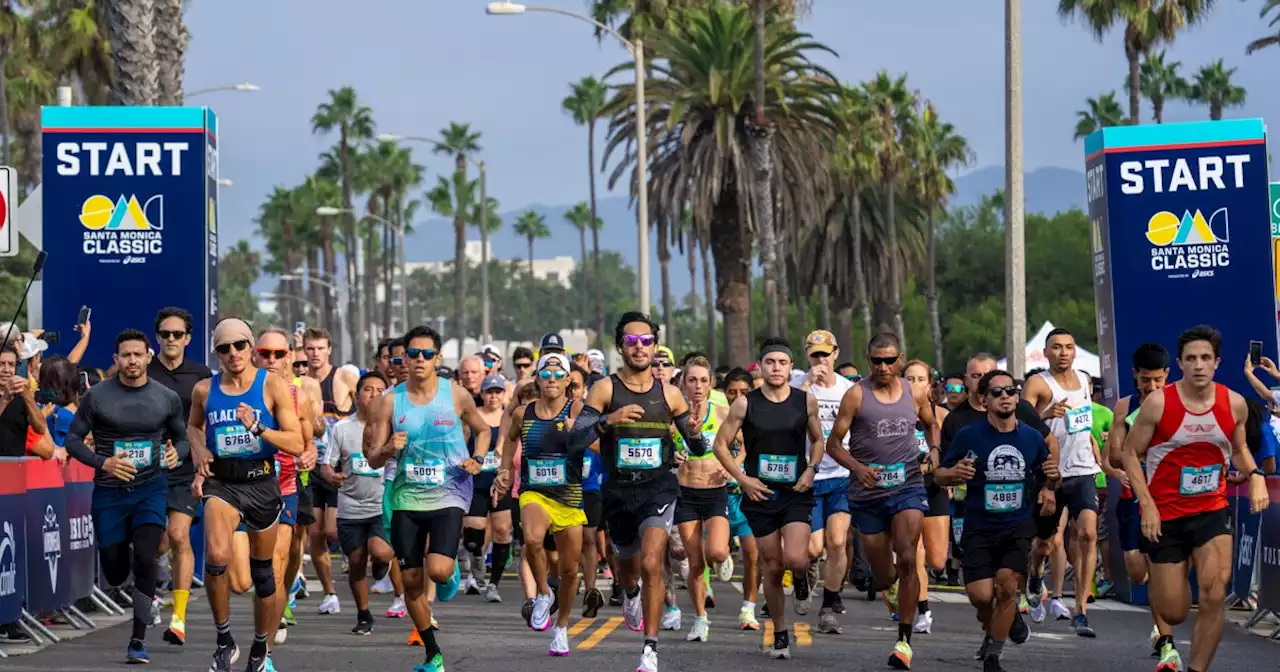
[
  {"x1": 869, "y1": 355, "x2": 899, "y2": 366},
  {"x1": 391, "y1": 356, "x2": 404, "y2": 366},
  {"x1": 292, "y1": 362, "x2": 308, "y2": 370},
  {"x1": 654, "y1": 361, "x2": 673, "y2": 369},
  {"x1": 405, "y1": 347, "x2": 437, "y2": 360},
  {"x1": 843, "y1": 374, "x2": 862, "y2": 382},
  {"x1": 944, "y1": 383, "x2": 964, "y2": 394},
  {"x1": 538, "y1": 369, "x2": 568, "y2": 381},
  {"x1": 483, "y1": 359, "x2": 496, "y2": 369},
  {"x1": 622, "y1": 334, "x2": 657, "y2": 348},
  {"x1": 256, "y1": 348, "x2": 288, "y2": 360},
  {"x1": 986, "y1": 385, "x2": 1021, "y2": 398},
  {"x1": 514, "y1": 361, "x2": 533, "y2": 370},
  {"x1": 215, "y1": 340, "x2": 251, "y2": 355},
  {"x1": 157, "y1": 330, "x2": 187, "y2": 341}
]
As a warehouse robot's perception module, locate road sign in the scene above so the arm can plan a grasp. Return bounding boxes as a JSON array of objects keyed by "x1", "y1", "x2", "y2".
[{"x1": 0, "y1": 166, "x2": 17, "y2": 257}]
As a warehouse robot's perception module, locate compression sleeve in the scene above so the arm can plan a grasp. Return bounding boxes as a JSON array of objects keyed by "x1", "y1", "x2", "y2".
[
  {"x1": 672, "y1": 410, "x2": 709, "y2": 457},
  {"x1": 569, "y1": 405, "x2": 605, "y2": 453},
  {"x1": 64, "y1": 403, "x2": 105, "y2": 471}
]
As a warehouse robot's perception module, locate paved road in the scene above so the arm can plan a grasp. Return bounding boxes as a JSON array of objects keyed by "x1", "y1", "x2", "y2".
[{"x1": 7, "y1": 573, "x2": 1277, "y2": 671}]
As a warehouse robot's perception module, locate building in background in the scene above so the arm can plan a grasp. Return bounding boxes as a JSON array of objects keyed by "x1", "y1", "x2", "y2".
[{"x1": 405, "y1": 240, "x2": 577, "y2": 288}]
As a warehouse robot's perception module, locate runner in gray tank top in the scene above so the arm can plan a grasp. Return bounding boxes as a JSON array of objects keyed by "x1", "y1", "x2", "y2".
[{"x1": 825, "y1": 332, "x2": 939, "y2": 671}]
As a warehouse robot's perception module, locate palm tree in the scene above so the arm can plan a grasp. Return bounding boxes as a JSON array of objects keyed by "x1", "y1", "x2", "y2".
[
  {"x1": 312, "y1": 87, "x2": 375, "y2": 356},
  {"x1": 865, "y1": 71, "x2": 917, "y2": 345},
  {"x1": 468, "y1": 193, "x2": 503, "y2": 335},
  {"x1": 913, "y1": 100, "x2": 973, "y2": 371},
  {"x1": 750, "y1": 0, "x2": 783, "y2": 337},
  {"x1": 104, "y1": 0, "x2": 158, "y2": 105},
  {"x1": 154, "y1": 0, "x2": 187, "y2": 105},
  {"x1": 432, "y1": 122, "x2": 482, "y2": 342},
  {"x1": 1189, "y1": 59, "x2": 1246, "y2": 120},
  {"x1": 426, "y1": 170, "x2": 478, "y2": 317},
  {"x1": 1058, "y1": 0, "x2": 1214, "y2": 125},
  {"x1": 601, "y1": 2, "x2": 839, "y2": 365},
  {"x1": 257, "y1": 186, "x2": 302, "y2": 327},
  {"x1": 563, "y1": 202, "x2": 599, "y2": 322},
  {"x1": 562, "y1": 75, "x2": 610, "y2": 347},
  {"x1": 513, "y1": 210, "x2": 550, "y2": 306},
  {"x1": 1074, "y1": 92, "x2": 1127, "y2": 140},
  {"x1": 1248, "y1": 0, "x2": 1280, "y2": 54},
  {"x1": 1122, "y1": 50, "x2": 1188, "y2": 124},
  {"x1": 297, "y1": 174, "x2": 342, "y2": 329}
]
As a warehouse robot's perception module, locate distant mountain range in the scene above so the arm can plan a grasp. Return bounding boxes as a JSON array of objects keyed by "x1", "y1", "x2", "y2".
[{"x1": 254, "y1": 165, "x2": 1087, "y2": 298}]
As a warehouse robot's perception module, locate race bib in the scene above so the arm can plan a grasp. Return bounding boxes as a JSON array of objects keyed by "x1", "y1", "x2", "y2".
[
  {"x1": 528, "y1": 457, "x2": 567, "y2": 487},
  {"x1": 481, "y1": 453, "x2": 501, "y2": 473},
  {"x1": 1179, "y1": 465, "x2": 1220, "y2": 496},
  {"x1": 984, "y1": 483, "x2": 1024, "y2": 512},
  {"x1": 914, "y1": 429, "x2": 929, "y2": 455},
  {"x1": 951, "y1": 516, "x2": 964, "y2": 543},
  {"x1": 871, "y1": 462, "x2": 906, "y2": 489},
  {"x1": 1065, "y1": 405, "x2": 1093, "y2": 435},
  {"x1": 618, "y1": 438, "x2": 663, "y2": 470},
  {"x1": 404, "y1": 459, "x2": 446, "y2": 487},
  {"x1": 350, "y1": 452, "x2": 384, "y2": 477},
  {"x1": 758, "y1": 453, "x2": 798, "y2": 483},
  {"x1": 215, "y1": 425, "x2": 257, "y2": 457},
  {"x1": 114, "y1": 440, "x2": 153, "y2": 469}
]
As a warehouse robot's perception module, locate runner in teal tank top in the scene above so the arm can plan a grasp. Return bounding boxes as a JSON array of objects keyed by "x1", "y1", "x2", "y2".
[{"x1": 363, "y1": 325, "x2": 490, "y2": 672}]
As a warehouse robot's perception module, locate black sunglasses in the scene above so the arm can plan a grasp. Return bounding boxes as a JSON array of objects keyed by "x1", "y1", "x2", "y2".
[
  {"x1": 986, "y1": 385, "x2": 1021, "y2": 398},
  {"x1": 405, "y1": 347, "x2": 437, "y2": 360},
  {"x1": 215, "y1": 340, "x2": 251, "y2": 355},
  {"x1": 157, "y1": 330, "x2": 188, "y2": 341},
  {"x1": 869, "y1": 355, "x2": 899, "y2": 366}
]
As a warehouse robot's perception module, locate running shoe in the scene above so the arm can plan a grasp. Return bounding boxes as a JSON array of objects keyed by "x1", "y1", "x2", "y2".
[
  {"x1": 1018, "y1": 593, "x2": 1030, "y2": 614},
  {"x1": 461, "y1": 577, "x2": 480, "y2": 596},
  {"x1": 387, "y1": 596, "x2": 407, "y2": 618},
  {"x1": 246, "y1": 651, "x2": 268, "y2": 672},
  {"x1": 973, "y1": 635, "x2": 991, "y2": 660},
  {"x1": 882, "y1": 578, "x2": 900, "y2": 616},
  {"x1": 273, "y1": 624, "x2": 287, "y2": 645},
  {"x1": 767, "y1": 629, "x2": 791, "y2": 660},
  {"x1": 407, "y1": 627, "x2": 423, "y2": 646},
  {"x1": 127, "y1": 639, "x2": 149, "y2": 664},
  {"x1": 717, "y1": 556, "x2": 734, "y2": 583},
  {"x1": 782, "y1": 570, "x2": 793, "y2": 588},
  {"x1": 352, "y1": 615, "x2": 374, "y2": 636},
  {"x1": 582, "y1": 587, "x2": 604, "y2": 618},
  {"x1": 636, "y1": 642, "x2": 658, "y2": 672},
  {"x1": 1156, "y1": 641, "x2": 1183, "y2": 672},
  {"x1": 371, "y1": 576, "x2": 394, "y2": 595},
  {"x1": 1149, "y1": 626, "x2": 1161, "y2": 657},
  {"x1": 913, "y1": 610, "x2": 933, "y2": 634},
  {"x1": 264, "y1": 655, "x2": 276, "y2": 672},
  {"x1": 413, "y1": 653, "x2": 445, "y2": 672},
  {"x1": 983, "y1": 654, "x2": 1005, "y2": 672},
  {"x1": 283, "y1": 605, "x2": 297, "y2": 626},
  {"x1": 623, "y1": 591, "x2": 644, "y2": 632},
  {"x1": 888, "y1": 639, "x2": 913, "y2": 670},
  {"x1": 430, "y1": 616, "x2": 439, "y2": 631},
  {"x1": 1073, "y1": 613, "x2": 1096, "y2": 638},
  {"x1": 522, "y1": 598, "x2": 535, "y2": 627},
  {"x1": 661, "y1": 605, "x2": 681, "y2": 631},
  {"x1": 163, "y1": 617, "x2": 186, "y2": 646},
  {"x1": 686, "y1": 615, "x2": 709, "y2": 642},
  {"x1": 1049, "y1": 597, "x2": 1071, "y2": 621},
  {"x1": 151, "y1": 596, "x2": 162, "y2": 626},
  {"x1": 209, "y1": 643, "x2": 239, "y2": 672},
  {"x1": 291, "y1": 575, "x2": 308, "y2": 600},
  {"x1": 484, "y1": 584, "x2": 502, "y2": 604},
  {"x1": 549, "y1": 625, "x2": 570, "y2": 657},
  {"x1": 738, "y1": 605, "x2": 759, "y2": 630},
  {"x1": 609, "y1": 583, "x2": 625, "y2": 606},
  {"x1": 317, "y1": 594, "x2": 340, "y2": 615},
  {"x1": 832, "y1": 591, "x2": 847, "y2": 614},
  {"x1": 818, "y1": 607, "x2": 842, "y2": 634},
  {"x1": 1096, "y1": 578, "x2": 1114, "y2": 599},
  {"x1": 793, "y1": 572, "x2": 811, "y2": 616},
  {"x1": 1010, "y1": 610, "x2": 1030, "y2": 644},
  {"x1": 530, "y1": 592, "x2": 554, "y2": 631},
  {"x1": 435, "y1": 562, "x2": 461, "y2": 603}
]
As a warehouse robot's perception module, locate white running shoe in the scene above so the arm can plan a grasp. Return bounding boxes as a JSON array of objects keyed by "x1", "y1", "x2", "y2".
[
  {"x1": 1049, "y1": 597, "x2": 1071, "y2": 621},
  {"x1": 623, "y1": 591, "x2": 644, "y2": 632},
  {"x1": 530, "y1": 592, "x2": 554, "y2": 631},
  {"x1": 485, "y1": 583, "x2": 502, "y2": 603},
  {"x1": 636, "y1": 643, "x2": 658, "y2": 672},
  {"x1": 459, "y1": 577, "x2": 478, "y2": 596},
  {"x1": 371, "y1": 576, "x2": 394, "y2": 595},
  {"x1": 548, "y1": 625, "x2": 570, "y2": 657},
  {"x1": 686, "y1": 615, "x2": 709, "y2": 642},
  {"x1": 1030, "y1": 600, "x2": 1046, "y2": 624},
  {"x1": 717, "y1": 556, "x2": 734, "y2": 583},
  {"x1": 317, "y1": 593, "x2": 340, "y2": 615},
  {"x1": 913, "y1": 610, "x2": 933, "y2": 634},
  {"x1": 385, "y1": 595, "x2": 406, "y2": 618},
  {"x1": 661, "y1": 605, "x2": 681, "y2": 631},
  {"x1": 151, "y1": 596, "x2": 162, "y2": 626},
  {"x1": 273, "y1": 625, "x2": 288, "y2": 645}
]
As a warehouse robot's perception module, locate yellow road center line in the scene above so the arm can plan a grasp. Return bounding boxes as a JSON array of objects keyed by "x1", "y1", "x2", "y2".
[
  {"x1": 568, "y1": 617, "x2": 595, "y2": 637},
  {"x1": 578, "y1": 616, "x2": 623, "y2": 649},
  {"x1": 794, "y1": 622, "x2": 812, "y2": 646}
]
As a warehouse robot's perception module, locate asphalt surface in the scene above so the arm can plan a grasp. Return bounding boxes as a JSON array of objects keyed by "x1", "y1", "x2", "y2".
[{"x1": 6, "y1": 570, "x2": 1278, "y2": 671}]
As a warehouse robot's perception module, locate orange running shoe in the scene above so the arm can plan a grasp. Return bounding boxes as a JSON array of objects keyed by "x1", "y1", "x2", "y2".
[{"x1": 408, "y1": 627, "x2": 423, "y2": 646}]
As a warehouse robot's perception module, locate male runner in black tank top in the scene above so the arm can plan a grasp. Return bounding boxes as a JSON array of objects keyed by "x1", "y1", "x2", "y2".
[
  {"x1": 712, "y1": 337, "x2": 825, "y2": 660},
  {"x1": 570, "y1": 312, "x2": 711, "y2": 672}
]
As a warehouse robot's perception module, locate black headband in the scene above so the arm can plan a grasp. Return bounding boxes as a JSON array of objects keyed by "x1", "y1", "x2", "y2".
[{"x1": 758, "y1": 344, "x2": 794, "y2": 361}]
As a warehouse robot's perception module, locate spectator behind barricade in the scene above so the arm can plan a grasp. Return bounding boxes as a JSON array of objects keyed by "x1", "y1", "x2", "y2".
[
  {"x1": 37, "y1": 355, "x2": 80, "y2": 465},
  {"x1": 0, "y1": 334, "x2": 53, "y2": 459}
]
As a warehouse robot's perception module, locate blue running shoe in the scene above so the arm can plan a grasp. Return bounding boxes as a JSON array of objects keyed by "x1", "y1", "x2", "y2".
[
  {"x1": 436, "y1": 561, "x2": 461, "y2": 603},
  {"x1": 126, "y1": 639, "x2": 150, "y2": 664},
  {"x1": 414, "y1": 653, "x2": 445, "y2": 672}
]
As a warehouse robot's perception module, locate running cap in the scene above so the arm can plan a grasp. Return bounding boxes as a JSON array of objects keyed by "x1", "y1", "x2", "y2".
[
  {"x1": 804, "y1": 329, "x2": 837, "y2": 356},
  {"x1": 539, "y1": 332, "x2": 566, "y2": 353},
  {"x1": 17, "y1": 333, "x2": 48, "y2": 361},
  {"x1": 481, "y1": 343, "x2": 502, "y2": 360},
  {"x1": 213, "y1": 318, "x2": 254, "y2": 347},
  {"x1": 586, "y1": 348, "x2": 606, "y2": 373},
  {"x1": 536, "y1": 352, "x2": 570, "y2": 372},
  {"x1": 655, "y1": 345, "x2": 675, "y2": 364},
  {"x1": 481, "y1": 374, "x2": 507, "y2": 392}
]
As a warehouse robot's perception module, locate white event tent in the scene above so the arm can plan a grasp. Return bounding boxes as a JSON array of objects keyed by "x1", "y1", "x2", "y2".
[{"x1": 998, "y1": 321, "x2": 1101, "y2": 378}]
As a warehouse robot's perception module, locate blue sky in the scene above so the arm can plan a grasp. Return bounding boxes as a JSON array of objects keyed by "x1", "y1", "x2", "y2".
[{"x1": 185, "y1": 0, "x2": 1276, "y2": 260}]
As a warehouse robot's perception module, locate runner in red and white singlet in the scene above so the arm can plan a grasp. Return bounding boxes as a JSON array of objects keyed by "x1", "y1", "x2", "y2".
[{"x1": 1118, "y1": 325, "x2": 1269, "y2": 672}]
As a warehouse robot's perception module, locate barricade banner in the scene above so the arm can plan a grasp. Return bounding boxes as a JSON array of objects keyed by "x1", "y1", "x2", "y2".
[
  {"x1": 1229, "y1": 481, "x2": 1264, "y2": 600},
  {"x1": 63, "y1": 460, "x2": 96, "y2": 601},
  {"x1": 23, "y1": 458, "x2": 69, "y2": 613},
  {"x1": 0, "y1": 459, "x2": 27, "y2": 624},
  {"x1": 1258, "y1": 476, "x2": 1280, "y2": 613}
]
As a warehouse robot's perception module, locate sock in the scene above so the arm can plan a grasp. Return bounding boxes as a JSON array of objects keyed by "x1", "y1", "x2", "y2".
[
  {"x1": 422, "y1": 626, "x2": 441, "y2": 659},
  {"x1": 644, "y1": 637, "x2": 658, "y2": 652},
  {"x1": 172, "y1": 589, "x2": 189, "y2": 621},
  {"x1": 773, "y1": 628, "x2": 789, "y2": 648},
  {"x1": 898, "y1": 622, "x2": 912, "y2": 644},
  {"x1": 215, "y1": 620, "x2": 233, "y2": 647},
  {"x1": 358, "y1": 609, "x2": 372, "y2": 622},
  {"x1": 251, "y1": 633, "x2": 268, "y2": 658},
  {"x1": 489, "y1": 543, "x2": 510, "y2": 586},
  {"x1": 130, "y1": 591, "x2": 150, "y2": 641},
  {"x1": 744, "y1": 601, "x2": 756, "y2": 612},
  {"x1": 987, "y1": 639, "x2": 1005, "y2": 658},
  {"x1": 626, "y1": 585, "x2": 640, "y2": 600},
  {"x1": 823, "y1": 588, "x2": 839, "y2": 609},
  {"x1": 918, "y1": 599, "x2": 929, "y2": 614}
]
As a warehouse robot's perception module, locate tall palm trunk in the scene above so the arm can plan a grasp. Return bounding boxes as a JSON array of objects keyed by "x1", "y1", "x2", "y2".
[
  {"x1": 154, "y1": 0, "x2": 187, "y2": 106},
  {"x1": 340, "y1": 127, "x2": 363, "y2": 359},
  {"x1": 926, "y1": 204, "x2": 943, "y2": 370},
  {"x1": 833, "y1": 304, "x2": 854, "y2": 358},
  {"x1": 817, "y1": 250, "x2": 831, "y2": 328},
  {"x1": 587, "y1": 120, "x2": 605, "y2": 349},
  {"x1": 307, "y1": 248, "x2": 322, "y2": 325},
  {"x1": 105, "y1": 0, "x2": 158, "y2": 106},
  {"x1": 657, "y1": 216, "x2": 673, "y2": 346},
  {"x1": 749, "y1": 0, "x2": 782, "y2": 338},
  {"x1": 1154, "y1": 96, "x2": 1165, "y2": 124},
  {"x1": 850, "y1": 190, "x2": 872, "y2": 340},
  {"x1": 1210, "y1": 102, "x2": 1222, "y2": 121},
  {"x1": 712, "y1": 188, "x2": 752, "y2": 366},
  {"x1": 364, "y1": 220, "x2": 380, "y2": 342},
  {"x1": 382, "y1": 202, "x2": 393, "y2": 337},
  {"x1": 280, "y1": 216, "x2": 298, "y2": 327},
  {"x1": 479, "y1": 212, "x2": 491, "y2": 340},
  {"x1": 1125, "y1": 38, "x2": 1141, "y2": 125},
  {"x1": 686, "y1": 227, "x2": 697, "y2": 321},
  {"x1": 578, "y1": 228, "x2": 589, "y2": 322},
  {"x1": 884, "y1": 178, "x2": 905, "y2": 345},
  {"x1": 700, "y1": 237, "x2": 717, "y2": 366},
  {"x1": 526, "y1": 237, "x2": 536, "y2": 307},
  {"x1": 452, "y1": 156, "x2": 469, "y2": 342},
  {"x1": 320, "y1": 214, "x2": 337, "y2": 334}
]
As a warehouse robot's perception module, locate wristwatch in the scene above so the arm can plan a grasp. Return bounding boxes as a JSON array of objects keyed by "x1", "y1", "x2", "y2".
[{"x1": 1251, "y1": 468, "x2": 1267, "y2": 477}]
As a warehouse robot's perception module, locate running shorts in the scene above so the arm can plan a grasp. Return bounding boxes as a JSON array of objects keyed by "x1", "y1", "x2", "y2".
[
  {"x1": 741, "y1": 487, "x2": 814, "y2": 539},
  {"x1": 389, "y1": 508, "x2": 465, "y2": 569},
  {"x1": 311, "y1": 477, "x2": 339, "y2": 510},
  {"x1": 727, "y1": 491, "x2": 752, "y2": 539},
  {"x1": 583, "y1": 491, "x2": 603, "y2": 529},
  {"x1": 520, "y1": 490, "x2": 587, "y2": 534},
  {"x1": 1138, "y1": 506, "x2": 1231, "y2": 565},
  {"x1": 280, "y1": 493, "x2": 299, "y2": 527},
  {"x1": 604, "y1": 482, "x2": 678, "y2": 560},
  {"x1": 338, "y1": 515, "x2": 390, "y2": 555},
  {"x1": 202, "y1": 476, "x2": 283, "y2": 533},
  {"x1": 296, "y1": 473, "x2": 316, "y2": 527},
  {"x1": 468, "y1": 484, "x2": 515, "y2": 518},
  {"x1": 1034, "y1": 475, "x2": 1099, "y2": 539},
  {"x1": 849, "y1": 484, "x2": 929, "y2": 536},
  {"x1": 924, "y1": 474, "x2": 951, "y2": 518},
  {"x1": 811, "y1": 477, "x2": 851, "y2": 532},
  {"x1": 1116, "y1": 497, "x2": 1141, "y2": 552},
  {"x1": 93, "y1": 476, "x2": 168, "y2": 548},
  {"x1": 960, "y1": 519, "x2": 1035, "y2": 582},
  {"x1": 166, "y1": 472, "x2": 200, "y2": 521},
  {"x1": 674, "y1": 485, "x2": 728, "y2": 525}
]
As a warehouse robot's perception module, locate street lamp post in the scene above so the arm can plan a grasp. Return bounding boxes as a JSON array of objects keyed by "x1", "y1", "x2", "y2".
[
  {"x1": 485, "y1": 1, "x2": 651, "y2": 314},
  {"x1": 1004, "y1": 0, "x2": 1026, "y2": 378},
  {"x1": 184, "y1": 82, "x2": 262, "y2": 99},
  {"x1": 317, "y1": 206, "x2": 407, "y2": 344}
]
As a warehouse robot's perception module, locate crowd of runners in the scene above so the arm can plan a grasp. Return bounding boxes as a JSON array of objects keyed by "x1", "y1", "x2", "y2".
[{"x1": 53, "y1": 307, "x2": 1275, "y2": 672}]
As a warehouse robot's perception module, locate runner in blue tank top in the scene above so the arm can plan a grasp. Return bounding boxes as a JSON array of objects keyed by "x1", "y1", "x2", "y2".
[
  {"x1": 363, "y1": 325, "x2": 489, "y2": 672},
  {"x1": 189, "y1": 318, "x2": 304, "y2": 672}
]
